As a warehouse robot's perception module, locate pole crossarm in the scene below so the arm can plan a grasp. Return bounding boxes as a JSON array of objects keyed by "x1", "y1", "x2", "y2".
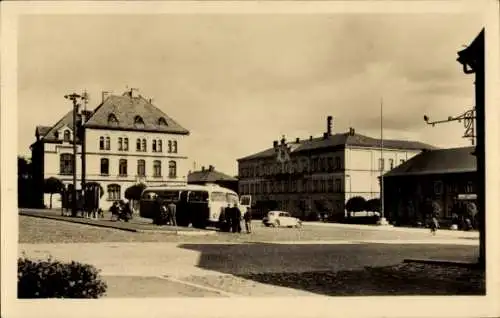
[{"x1": 423, "y1": 107, "x2": 476, "y2": 145}]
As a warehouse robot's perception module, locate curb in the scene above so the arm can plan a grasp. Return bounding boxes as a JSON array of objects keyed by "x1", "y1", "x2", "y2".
[
  {"x1": 20, "y1": 212, "x2": 214, "y2": 236},
  {"x1": 403, "y1": 258, "x2": 480, "y2": 268}
]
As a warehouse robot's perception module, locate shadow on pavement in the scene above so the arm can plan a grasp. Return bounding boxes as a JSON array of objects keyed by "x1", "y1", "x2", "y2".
[{"x1": 178, "y1": 242, "x2": 483, "y2": 296}]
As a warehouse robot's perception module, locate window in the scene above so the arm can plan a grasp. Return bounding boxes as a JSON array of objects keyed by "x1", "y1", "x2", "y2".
[
  {"x1": 328, "y1": 179, "x2": 334, "y2": 192},
  {"x1": 99, "y1": 137, "x2": 105, "y2": 150},
  {"x1": 168, "y1": 140, "x2": 172, "y2": 153},
  {"x1": 378, "y1": 158, "x2": 385, "y2": 171},
  {"x1": 107, "y1": 184, "x2": 121, "y2": 201},
  {"x1": 334, "y1": 179, "x2": 342, "y2": 193},
  {"x1": 173, "y1": 140, "x2": 178, "y2": 153},
  {"x1": 152, "y1": 140, "x2": 157, "y2": 152},
  {"x1": 327, "y1": 157, "x2": 334, "y2": 171},
  {"x1": 119, "y1": 159, "x2": 127, "y2": 176},
  {"x1": 137, "y1": 159, "x2": 146, "y2": 177},
  {"x1": 168, "y1": 161, "x2": 177, "y2": 178},
  {"x1": 158, "y1": 140, "x2": 162, "y2": 152},
  {"x1": 153, "y1": 160, "x2": 162, "y2": 177},
  {"x1": 335, "y1": 156, "x2": 341, "y2": 170},
  {"x1": 63, "y1": 130, "x2": 71, "y2": 142},
  {"x1": 100, "y1": 158, "x2": 109, "y2": 175},
  {"x1": 124, "y1": 138, "x2": 129, "y2": 151},
  {"x1": 142, "y1": 139, "x2": 147, "y2": 152},
  {"x1": 59, "y1": 154, "x2": 74, "y2": 175},
  {"x1": 389, "y1": 159, "x2": 394, "y2": 170},
  {"x1": 105, "y1": 136, "x2": 110, "y2": 150},
  {"x1": 320, "y1": 180, "x2": 326, "y2": 192},
  {"x1": 158, "y1": 117, "x2": 168, "y2": 126},
  {"x1": 118, "y1": 137, "x2": 123, "y2": 151},
  {"x1": 434, "y1": 181, "x2": 443, "y2": 195},
  {"x1": 136, "y1": 138, "x2": 141, "y2": 151},
  {"x1": 134, "y1": 116, "x2": 145, "y2": 128},
  {"x1": 108, "y1": 113, "x2": 119, "y2": 126}
]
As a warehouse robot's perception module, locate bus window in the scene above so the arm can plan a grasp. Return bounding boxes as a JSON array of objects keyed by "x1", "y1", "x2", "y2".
[
  {"x1": 211, "y1": 192, "x2": 227, "y2": 202},
  {"x1": 157, "y1": 190, "x2": 180, "y2": 201},
  {"x1": 188, "y1": 191, "x2": 209, "y2": 202},
  {"x1": 141, "y1": 191, "x2": 158, "y2": 201}
]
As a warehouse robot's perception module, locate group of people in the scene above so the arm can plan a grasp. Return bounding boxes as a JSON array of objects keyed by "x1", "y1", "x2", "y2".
[
  {"x1": 109, "y1": 200, "x2": 134, "y2": 222},
  {"x1": 153, "y1": 200, "x2": 177, "y2": 226},
  {"x1": 219, "y1": 203, "x2": 252, "y2": 234}
]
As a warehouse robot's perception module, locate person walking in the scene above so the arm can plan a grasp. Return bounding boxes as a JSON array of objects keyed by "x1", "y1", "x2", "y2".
[
  {"x1": 110, "y1": 201, "x2": 120, "y2": 221},
  {"x1": 167, "y1": 200, "x2": 177, "y2": 227},
  {"x1": 430, "y1": 213, "x2": 439, "y2": 235},
  {"x1": 243, "y1": 207, "x2": 252, "y2": 234}
]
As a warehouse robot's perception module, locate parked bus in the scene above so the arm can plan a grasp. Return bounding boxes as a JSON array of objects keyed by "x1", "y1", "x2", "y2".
[{"x1": 139, "y1": 183, "x2": 251, "y2": 229}]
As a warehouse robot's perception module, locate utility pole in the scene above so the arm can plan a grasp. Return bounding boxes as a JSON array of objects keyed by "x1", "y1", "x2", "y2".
[
  {"x1": 65, "y1": 93, "x2": 83, "y2": 217},
  {"x1": 81, "y1": 90, "x2": 89, "y2": 194},
  {"x1": 378, "y1": 98, "x2": 388, "y2": 225}
]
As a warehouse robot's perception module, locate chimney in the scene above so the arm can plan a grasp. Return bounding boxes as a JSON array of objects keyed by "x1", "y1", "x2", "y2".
[
  {"x1": 348, "y1": 127, "x2": 355, "y2": 136},
  {"x1": 280, "y1": 136, "x2": 286, "y2": 145},
  {"x1": 323, "y1": 132, "x2": 329, "y2": 139},
  {"x1": 130, "y1": 88, "x2": 139, "y2": 98},
  {"x1": 309, "y1": 136, "x2": 313, "y2": 141},
  {"x1": 209, "y1": 165, "x2": 214, "y2": 172},
  {"x1": 327, "y1": 116, "x2": 333, "y2": 136},
  {"x1": 149, "y1": 98, "x2": 153, "y2": 103},
  {"x1": 201, "y1": 166, "x2": 205, "y2": 172},
  {"x1": 102, "y1": 91, "x2": 110, "y2": 103},
  {"x1": 273, "y1": 140, "x2": 278, "y2": 148},
  {"x1": 295, "y1": 137, "x2": 300, "y2": 143}
]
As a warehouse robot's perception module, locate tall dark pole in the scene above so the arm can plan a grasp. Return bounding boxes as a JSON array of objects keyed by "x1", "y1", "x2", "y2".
[
  {"x1": 457, "y1": 29, "x2": 485, "y2": 268},
  {"x1": 65, "y1": 93, "x2": 82, "y2": 217}
]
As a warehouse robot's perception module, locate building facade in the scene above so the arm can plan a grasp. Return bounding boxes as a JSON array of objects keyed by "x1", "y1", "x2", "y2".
[
  {"x1": 383, "y1": 146, "x2": 477, "y2": 226},
  {"x1": 30, "y1": 89, "x2": 190, "y2": 210},
  {"x1": 237, "y1": 118, "x2": 435, "y2": 220}
]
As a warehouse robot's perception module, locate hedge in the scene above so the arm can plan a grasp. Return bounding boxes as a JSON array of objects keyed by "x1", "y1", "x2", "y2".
[{"x1": 18, "y1": 257, "x2": 107, "y2": 298}]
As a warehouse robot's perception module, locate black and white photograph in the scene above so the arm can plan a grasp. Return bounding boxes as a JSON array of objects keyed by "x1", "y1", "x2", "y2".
[{"x1": 1, "y1": 1, "x2": 499, "y2": 317}]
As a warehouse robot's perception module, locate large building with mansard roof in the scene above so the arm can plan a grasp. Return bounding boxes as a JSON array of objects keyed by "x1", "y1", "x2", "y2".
[{"x1": 30, "y1": 89, "x2": 190, "y2": 210}]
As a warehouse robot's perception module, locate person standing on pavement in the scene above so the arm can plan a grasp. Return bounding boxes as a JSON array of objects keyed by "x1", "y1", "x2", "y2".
[
  {"x1": 231, "y1": 203, "x2": 242, "y2": 233},
  {"x1": 167, "y1": 200, "x2": 177, "y2": 227},
  {"x1": 224, "y1": 203, "x2": 233, "y2": 232},
  {"x1": 243, "y1": 207, "x2": 252, "y2": 234}
]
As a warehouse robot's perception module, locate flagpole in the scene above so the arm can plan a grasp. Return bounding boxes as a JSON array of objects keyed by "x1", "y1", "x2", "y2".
[{"x1": 379, "y1": 97, "x2": 387, "y2": 225}]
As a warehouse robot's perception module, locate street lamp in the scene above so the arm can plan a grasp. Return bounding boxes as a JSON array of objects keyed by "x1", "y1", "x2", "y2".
[{"x1": 64, "y1": 93, "x2": 84, "y2": 217}]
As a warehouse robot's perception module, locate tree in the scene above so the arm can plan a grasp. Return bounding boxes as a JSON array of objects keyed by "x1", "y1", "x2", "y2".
[
  {"x1": 125, "y1": 183, "x2": 147, "y2": 211},
  {"x1": 43, "y1": 177, "x2": 64, "y2": 209},
  {"x1": 345, "y1": 196, "x2": 367, "y2": 214},
  {"x1": 365, "y1": 198, "x2": 381, "y2": 212}
]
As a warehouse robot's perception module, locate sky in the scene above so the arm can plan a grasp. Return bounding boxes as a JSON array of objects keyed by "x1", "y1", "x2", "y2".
[{"x1": 18, "y1": 12, "x2": 484, "y2": 176}]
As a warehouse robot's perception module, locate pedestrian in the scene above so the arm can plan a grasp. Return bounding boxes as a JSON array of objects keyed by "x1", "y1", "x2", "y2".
[
  {"x1": 224, "y1": 203, "x2": 233, "y2": 232},
  {"x1": 232, "y1": 203, "x2": 242, "y2": 233},
  {"x1": 243, "y1": 208, "x2": 252, "y2": 234},
  {"x1": 110, "y1": 201, "x2": 120, "y2": 221},
  {"x1": 430, "y1": 214, "x2": 439, "y2": 235},
  {"x1": 168, "y1": 200, "x2": 177, "y2": 227}
]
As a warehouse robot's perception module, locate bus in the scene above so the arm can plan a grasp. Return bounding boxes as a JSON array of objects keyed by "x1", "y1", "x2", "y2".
[{"x1": 139, "y1": 183, "x2": 251, "y2": 229}]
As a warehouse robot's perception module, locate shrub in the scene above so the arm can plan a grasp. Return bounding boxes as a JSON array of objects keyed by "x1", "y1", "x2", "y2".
[
  {"x1": 18, "y1": 257, "x2": 107, "y2": 298},
  {"x1": 365, "y1": 198, "x2": 381, "y2": 212},
  {"x1": 345, "y1": 196, "x2": 367, "y2": 213},
  {"x1": 43, "y1": 177, "x2": 64, "y2": 209}
]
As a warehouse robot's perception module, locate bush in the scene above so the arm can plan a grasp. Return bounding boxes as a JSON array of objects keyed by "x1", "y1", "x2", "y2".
[
  {"x1": 345, "y1": 196, "x2": 367, "y2": 213},
  {"x1": 18, "y1": 257, "x2": 107, "y2": 298},
  {"x1": 365, "y1": 198, "x2": 381, "y2": 212}
]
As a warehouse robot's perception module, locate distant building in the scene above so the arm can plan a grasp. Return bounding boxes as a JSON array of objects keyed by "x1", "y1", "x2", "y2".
[
  {"x1": 237, "y1": 117, "x2": 435, "y2": 220},
  {"x1": 187, "y1": 165, "x2": 238, "y2": 193},
  {"x1": 383, "y1": 146, "x2": 477, "y2": 226},
  {"x1": 30, "y1": 89, "x2": 190, "y2": 210}
]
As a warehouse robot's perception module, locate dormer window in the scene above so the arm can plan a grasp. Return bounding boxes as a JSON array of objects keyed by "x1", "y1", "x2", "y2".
[
  {"x1": 63, "y1": 130, "x2": 71, "y2": 142},
  {"x1": 134, "y1": 116, "x2": 145, "y2": 128},
  {"x1": 158, "y1": 117, "x2": 168, "y2": 126},
  {"x1": 108, "y1": 113, "x2": 119, "y2": 126}
]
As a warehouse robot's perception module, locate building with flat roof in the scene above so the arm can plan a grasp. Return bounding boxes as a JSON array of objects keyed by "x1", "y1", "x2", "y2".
[
  {"x1": 188, "y1": 165, "x2": 238, "y2": 193},
  {"x1": 383, "y1": 146, "x2": 477, "y2": 226}
]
